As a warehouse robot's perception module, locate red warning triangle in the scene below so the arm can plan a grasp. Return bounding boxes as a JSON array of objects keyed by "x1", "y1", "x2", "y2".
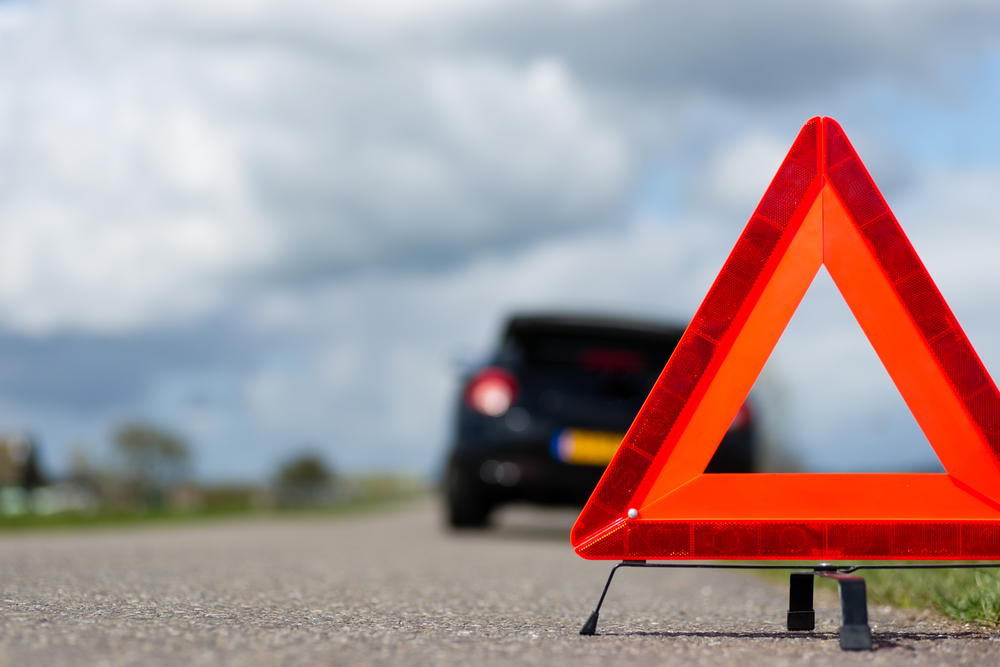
[{"x1": 572, "y1": 117, "x2": 1000, "y2": 561}]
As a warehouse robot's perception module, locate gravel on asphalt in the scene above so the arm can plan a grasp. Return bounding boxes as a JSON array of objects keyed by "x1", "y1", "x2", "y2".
[{"x1": 0, "y1": 501, "x2": 996, "y2": 666}]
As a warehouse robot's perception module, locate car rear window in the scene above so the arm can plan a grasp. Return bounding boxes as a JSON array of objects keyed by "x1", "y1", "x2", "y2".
[{"x1": 519, "y1": 335, "x2": 677, "y2": 375}]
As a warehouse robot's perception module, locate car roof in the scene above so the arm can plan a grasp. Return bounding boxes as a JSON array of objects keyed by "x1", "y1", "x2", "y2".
[{"x1": 502, "y1": 313, "x2": 686, "y2": 344}]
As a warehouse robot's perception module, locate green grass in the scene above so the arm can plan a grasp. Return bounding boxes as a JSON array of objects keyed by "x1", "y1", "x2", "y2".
[
  {"x1": 863, "y1": 567, "x2": 1000, "y2": 625},
  {"x1": 0, "y1": 492, "x2": 429, "y2": 533},
  {"x1": 936, "y1": 570, "x2": 1000, "y2": 625},
  {"x1": 761, "y1": 566, "x2": 1000, "y2": 626}
]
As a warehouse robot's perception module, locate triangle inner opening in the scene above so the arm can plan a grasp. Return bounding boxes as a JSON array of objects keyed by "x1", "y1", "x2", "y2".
[{"x1": 749, "y1": 265, "x2": 944, "y2": 473}]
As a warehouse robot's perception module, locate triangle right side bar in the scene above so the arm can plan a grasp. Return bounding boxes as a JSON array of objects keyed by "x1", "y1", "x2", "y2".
[{"x1": 822, "y1": 118, "x2": 1000, "y2": 480}]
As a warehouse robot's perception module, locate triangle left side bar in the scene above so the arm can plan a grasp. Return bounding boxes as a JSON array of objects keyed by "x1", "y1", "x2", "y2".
[{"x1": 570, "y1": 117, "x2": 824, "y2": 549}]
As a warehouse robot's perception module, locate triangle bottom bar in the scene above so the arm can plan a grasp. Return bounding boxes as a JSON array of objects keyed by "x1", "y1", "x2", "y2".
[
  {"x1": 576, "y1": 519, "x2": 1000, "y2": 560},
  {"x1": 638, "y1": 474, "x2": 1000, "y2": 521}
]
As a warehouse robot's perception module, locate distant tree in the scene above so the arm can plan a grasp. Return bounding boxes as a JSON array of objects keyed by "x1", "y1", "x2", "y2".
[
  {"x1": 113, "y1": 423, "x2": 192, "y2": 507},
  {"x1": 274, "y1": 452, "x2": 335, "y2": 507},
  {"x1": 0, "y1": 432, "x2": 45, "y2": 490},
  {"x1": 276, "y1": 454, "x2": 332, "y2": 487},
  {"x1": 66, "y1": 444, "x2": 92, "y2": 482}
]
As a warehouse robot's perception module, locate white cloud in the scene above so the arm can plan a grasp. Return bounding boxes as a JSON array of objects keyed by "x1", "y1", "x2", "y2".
[
  {"x1": 4, "y1": 0, "x2": 1000, "y2": 479},
  {"x1": 1, "y1": 0, "x2": 998, "y2": 336},
  {"x1": 707, "y1": 131, "x2": 789, "y2": 209},
  {"x1": 0, "y1": 1, "x2": 633, "y2": 334},
  {"x1": 222, "y1": 213, "x2": 730, "y2": 474},
  {"x1": 469, "y1": 0, "x2": 1000, "y2": 100}
]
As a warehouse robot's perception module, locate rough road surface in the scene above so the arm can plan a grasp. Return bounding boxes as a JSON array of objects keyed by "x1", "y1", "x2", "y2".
[{"x1": 0, "y1": 501, "x2": 996, "y2": 666}]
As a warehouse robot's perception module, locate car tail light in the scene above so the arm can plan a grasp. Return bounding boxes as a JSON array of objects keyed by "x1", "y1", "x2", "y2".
[
  {"x1": 729, "y1": 401, "x2": 752, "y2": 432},
  {"x1": 464, "y1": 367, "x2": 519, "y2": 416}
]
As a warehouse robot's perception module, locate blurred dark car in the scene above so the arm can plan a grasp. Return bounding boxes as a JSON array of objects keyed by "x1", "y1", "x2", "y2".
[{"x1": 444, "y1": 313, "x2": 756, "y2": 527}]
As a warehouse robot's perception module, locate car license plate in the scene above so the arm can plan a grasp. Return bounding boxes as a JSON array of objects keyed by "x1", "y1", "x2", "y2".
[{"x1": 552, "y1": 428, "x2": 625, "y2": 466}]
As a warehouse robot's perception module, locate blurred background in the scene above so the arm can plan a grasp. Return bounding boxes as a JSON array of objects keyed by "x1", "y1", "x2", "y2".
[{"x1": 0, "y1": 0, "x2": 998, "y2": 513}]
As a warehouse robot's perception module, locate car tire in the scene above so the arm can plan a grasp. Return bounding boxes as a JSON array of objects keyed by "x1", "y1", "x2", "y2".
[{"x1": 445, "y1": 466, "x2": 492, "y2": 528}]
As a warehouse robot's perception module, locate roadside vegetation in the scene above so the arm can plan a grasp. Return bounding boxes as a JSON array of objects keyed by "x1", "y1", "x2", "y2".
[
  {"x1": 0, "y1": 423, "x2": 427, "y2": 531},
  {"x1": 853, "y1": 567, "x2": 1000, "y2": 626},
  {"x1": 763, "y1": 566, "x2": 1000, "y2": 627}
]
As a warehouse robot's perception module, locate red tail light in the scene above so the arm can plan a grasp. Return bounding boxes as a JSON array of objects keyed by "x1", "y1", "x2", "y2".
[
  {"x1": 464, "y1": 367, "x2": 519, "y2": 416},
  {"x1": 729, "y1": 401, "x2": 752, "y2": 431}
]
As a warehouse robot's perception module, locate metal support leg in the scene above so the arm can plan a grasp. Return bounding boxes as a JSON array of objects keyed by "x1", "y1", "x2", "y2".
[
  {"x1": 580, "y1": 562, "x2": 625, "y2": 635},
  {"x1": 818, "y1": 572, "x2": 873, "y2": 650},
  {"x1": 787, "y1": 572, "x2": 815, "y2": 631}
]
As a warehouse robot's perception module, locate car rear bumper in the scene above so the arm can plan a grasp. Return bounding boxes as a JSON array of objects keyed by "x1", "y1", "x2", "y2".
[
  {"x1": 447, "y1": 426, "x2": 755, "y2": 507},
  {"x1": 447, "y1": 442, "x2": 605, "y2": 506}
]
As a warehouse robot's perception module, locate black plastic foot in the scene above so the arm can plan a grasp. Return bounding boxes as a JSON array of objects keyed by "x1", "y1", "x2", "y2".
[
  {"x1": 787, "y1": 572, "x2": 815, "y2": 631},
  {"x1": 787, "y1": 610, "x2": 816, "y2": 631},
  {"x1": 580, "y1": 611, "x2": 599, "y2": 635},
  {"x1": 839, "y1": 624, "x2": 873, "y2": 650},
  {"x1": 819, "y1": 571, "x2": 873, "y2": 651}
]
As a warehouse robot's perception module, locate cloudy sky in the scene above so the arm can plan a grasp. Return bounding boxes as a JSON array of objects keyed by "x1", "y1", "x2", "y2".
[{"x1": 3, "y1": 0, "x2": 1000, "y2": 479}]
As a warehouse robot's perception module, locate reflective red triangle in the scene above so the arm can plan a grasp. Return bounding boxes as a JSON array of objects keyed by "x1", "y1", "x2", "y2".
[{"x1": 571, "y1": 117, "x2": 1000, "y2": 561}]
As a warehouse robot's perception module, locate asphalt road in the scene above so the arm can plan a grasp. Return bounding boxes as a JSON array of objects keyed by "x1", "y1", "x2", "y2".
[{"x1": 0, "y1": 501, "x2": 996, "y2": 666}]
